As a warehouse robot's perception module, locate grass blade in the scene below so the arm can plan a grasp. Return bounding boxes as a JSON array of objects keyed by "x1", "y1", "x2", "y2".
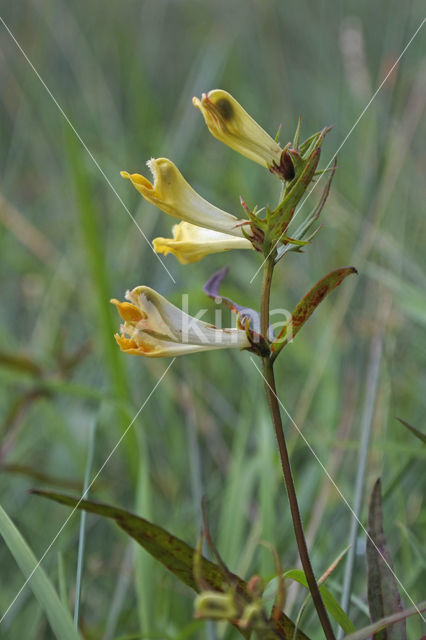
[
  {"x1": 367, "y1": 479, "x2": 406, "y2": 640},
  {"x1": 73, "y1": 419, "x2": 97, "y2": 626},
  {"x1": 0, "y1": 505, "x2": 82, "y2": 640},
  {"x1": 340, "y1": 602, "x2": 426, "y2": 640}
]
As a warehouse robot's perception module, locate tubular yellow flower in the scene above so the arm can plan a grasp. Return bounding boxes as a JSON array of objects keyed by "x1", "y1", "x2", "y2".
[
  {"x1": 153, "y1": 221, "x2": 253, "y2": 264},
  {"x1": 111, "y1": 286, "x2": 250, "y2": 358},
  {"x1": 121, "y1": 158, "x2": 244, "y2": 237},
  {"x1": 192, "y1": 89, "x2": 282, "y2": 169}
]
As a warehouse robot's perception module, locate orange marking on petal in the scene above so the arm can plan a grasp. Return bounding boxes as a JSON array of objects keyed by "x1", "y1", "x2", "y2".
[
  {"x1": 114, "y1": 333, "x2": 156, "y2": 356},
  {"x1": 114, "y1": 333, "x2": 138, "y2": 350},
  {"x1": 110, "y1": 299, "x2": 143, "y2": 322}
]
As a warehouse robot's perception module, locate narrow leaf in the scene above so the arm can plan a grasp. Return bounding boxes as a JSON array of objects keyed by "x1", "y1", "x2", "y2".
[
  {"x1": 283, "y1": 569, "x2": 356, "y2": 633},
  {"x1": 275, "y1": 157, "x2": 336, "y2": 263},
  {"x1": 340, "y1": 602, "x2": 426, "y2": 640},
  {"x1": 32, "y1": 490, "x2": 238, "y2": 593},
  {"x1": 396, "y1": 417, "x2": 426, "y2": 444},
  {"x1": 318, "y1": 545, "x2": 351, "y2": 584},
  {"x1": 272, "y1": 266, "x2": 358, "y2": 355},
  {"x1": 367, "y1": 479, "x2": 406, "y2": 640},
  {"x1": 292, "y1": 115, "x2": 302, "y2": 149},
  {"x1": 32, "y1": 491, "x2": 311, "y2": 640},
  {"x1": 0, "y1": 504, "x2": 82, "y2": 640},
  {"x1": 295, "y1": 156, "x2": 337, "y2": 239}
]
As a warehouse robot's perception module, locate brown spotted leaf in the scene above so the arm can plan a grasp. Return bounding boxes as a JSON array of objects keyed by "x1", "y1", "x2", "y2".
[
  {"x1": 32, "y1": 491, "x2": 310, "y2": 640},
  {"x1": 272, "y1": 266, "x2": 357, "y2": 355},
  {"x1": 367, "y1": 479, "x2": 406, "y2": 640},
  {"x1": 31, "y1": 490, "x2": 241, "y2": 592}
]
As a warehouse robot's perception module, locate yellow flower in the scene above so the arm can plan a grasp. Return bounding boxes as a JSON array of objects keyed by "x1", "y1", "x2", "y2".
[
  {"x1": 153, "y1": 221, "x2": 253, "y2": 264},
  {"x1": 111, "y1": 286, "x2": 250, "y2": 358},
  {"x1": 192, "y1": 89, "x2": 282, "y2": 169},
  {"x1": 121, "y1": 158, "x2": 244, "y2": 236}
]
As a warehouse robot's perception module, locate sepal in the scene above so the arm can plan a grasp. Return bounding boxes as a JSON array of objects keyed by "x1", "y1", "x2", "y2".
[{"x1": 275, "y1": 156, "x2": 337, "y2": 263}]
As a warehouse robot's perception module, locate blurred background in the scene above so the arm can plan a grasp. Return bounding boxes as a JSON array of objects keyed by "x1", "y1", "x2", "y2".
[{"x1": 0, "y1": 1, "x2": 425, "y2": 638}]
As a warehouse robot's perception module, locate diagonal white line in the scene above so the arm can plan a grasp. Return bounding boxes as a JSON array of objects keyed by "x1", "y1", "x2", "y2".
[
  {"x1": 0, "y1": 15, "x2": 176, "y2": 284},
  {"x1": 250, "y1": 356, "x2": 426, "y2": 622},
  {"x1": 250, "y1": 15, "x2": 426, "y2": 283},
  {"x1": 0, "y1": 358, "x2": 176, "y2": 624}
]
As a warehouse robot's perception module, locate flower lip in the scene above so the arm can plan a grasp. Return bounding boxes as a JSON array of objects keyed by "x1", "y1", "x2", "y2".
[
  {"x1": 114, "y1": 333, "x2": 156, "y2": 355},
  {"x1": 120, "y1": 170, "x2": 153, "y2": 191},
  {"x1": 110, "y1": 298, "x2": 145, "y2": 323}
]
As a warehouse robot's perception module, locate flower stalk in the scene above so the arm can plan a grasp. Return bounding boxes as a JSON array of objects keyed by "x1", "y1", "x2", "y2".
[
  {"x1": 260, "y1": 256, "x2": 336, "y2": 640},
  {"x1": 115, "y1": 89, "x2": 359, "y2": 637}
]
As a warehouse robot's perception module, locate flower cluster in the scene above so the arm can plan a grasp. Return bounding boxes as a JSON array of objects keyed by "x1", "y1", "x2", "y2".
[
  {"x1": 113, "y1": 89, "x2": 342, "y2": 359},
  {"x1": 120, "y1": 89, "x2": 287, "y2": 265}
]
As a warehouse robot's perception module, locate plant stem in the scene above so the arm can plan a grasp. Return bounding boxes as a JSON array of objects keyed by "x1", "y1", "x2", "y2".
[
  {"x1": 260, "y1": 255, "x2": 274, "y2": 339},
  {"x1": 262, "y1": 359, "x2": 336, "y2": 640},
  {"x1": 260, "y1": 256, "x2": 335, "y2": 640}
]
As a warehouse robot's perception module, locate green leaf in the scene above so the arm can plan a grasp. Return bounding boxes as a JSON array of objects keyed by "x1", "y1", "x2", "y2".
[
  {"x1": 0, "y1": 504, "x2": 82, "y2": 640},
  {"x1": 270, "y1": 146, "x2": 321, "y2": 234},
  {"x1": 340, "y1": 602, "x2": 426, "y2": 640},
  {"x1": 32, "y1": 491, "x2": 311, "y2": 640},
  {"x1": 396, "y1": 417, "x2": 426, "y2": 444},
  {"x1": 32, "y1": 490, "x2": 236, "y2": 593},
  {"x1": 272, "y1": 266, "x2": 358, "y2": 356},
  {"x1": 282, "y1": 569, "x2": 356, "y2": 633},
  {"x1": 367, "y1": 479, "x2": 407, "y2": 640}
]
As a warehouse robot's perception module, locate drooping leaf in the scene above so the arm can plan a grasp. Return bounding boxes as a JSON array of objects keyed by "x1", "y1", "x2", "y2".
[
  {"x1": 0, "y1": 504, "x2": 82, "y2": 640},
  {"x1": 396, "y1": 417, "x2": 426, "y2": 444},
  {"x1": 282, "y1": 569, "x2": 356, "y2": 633},
  {"x1": 32, "y1": 491, "x2": 311, "y2": 640},
  {"x1": 272, "y1": 266, "x2": 358, "y2": 355},
  {"x1": 340, "y1": 602, "x2": 426, "y2": 640},
  {"x1": 367, "y1": 479, "x2": 406, "y2": 640},
  {"x1": 32, "y1": 490, "x2": 239, "y2": 593}
]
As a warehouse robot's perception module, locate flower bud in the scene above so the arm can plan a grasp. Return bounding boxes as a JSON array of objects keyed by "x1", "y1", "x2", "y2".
[{"x1": 193, "y1": 90, "x2": 282, "y2": 169}]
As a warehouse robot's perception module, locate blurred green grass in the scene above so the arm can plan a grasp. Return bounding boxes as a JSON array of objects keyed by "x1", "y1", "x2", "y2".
[{"x1": 1, "y1": 0, "x2": 425, "y2": 638}]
